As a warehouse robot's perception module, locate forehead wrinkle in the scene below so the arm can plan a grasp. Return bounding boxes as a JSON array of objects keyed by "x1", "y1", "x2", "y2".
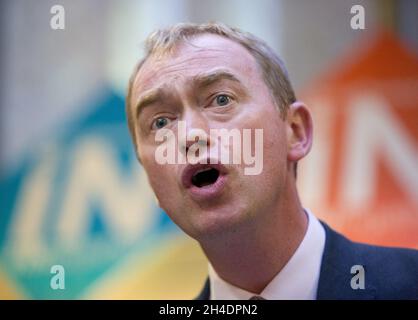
[
  {"x1": 151, "y1": 44, "x2": 242, "y2": 75},
  {"x1": 191, "y1": 69, "x2": 243, "y2": 89},
  {"x1": 153, "y1": 54, "x2": 225, "y2": 77},
  {"x1": 133, "y1": 40, "x2": 258, "y2": 116},
  {"x1": 139, "y1": 39, "x2": 256, "y2": 89}
]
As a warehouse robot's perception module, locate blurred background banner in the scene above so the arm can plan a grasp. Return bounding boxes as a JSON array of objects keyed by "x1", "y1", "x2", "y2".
[
  {"x1": 0, "y1": 0, "x2": 417, "y2": 299},
  {"x1": 299, "y1": 31, "x2": 418, "y2": 248}
]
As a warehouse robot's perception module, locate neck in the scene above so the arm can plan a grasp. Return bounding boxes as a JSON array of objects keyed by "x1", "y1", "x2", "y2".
[{"x1": 199, "y1": 181, "x2": 308, "y2": 294}]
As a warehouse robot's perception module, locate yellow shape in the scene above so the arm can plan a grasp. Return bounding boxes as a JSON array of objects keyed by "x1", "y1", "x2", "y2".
[
  {"x1": 0, "y1": 267, "x2": 26, "y2": 299},
  {"x1": 84, "y1": 233, "x2": 208, "y2": 299}
]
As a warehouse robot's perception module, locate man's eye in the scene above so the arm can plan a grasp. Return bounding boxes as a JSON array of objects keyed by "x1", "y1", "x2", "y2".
[
  {"x1": 215, "y1": 94, "x2": 231, "y2": 107},
  {"x1": 152, "y1": 117, "x2": 170, "y2": 130}
]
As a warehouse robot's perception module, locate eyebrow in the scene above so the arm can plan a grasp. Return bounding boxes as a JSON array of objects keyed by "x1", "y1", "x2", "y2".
[
  {"x1": 134, "y1": 87, "x2": 165, "y2": 119},
  {"x1": 133, "y1": 69, "x2": 243, "y2": 118}
]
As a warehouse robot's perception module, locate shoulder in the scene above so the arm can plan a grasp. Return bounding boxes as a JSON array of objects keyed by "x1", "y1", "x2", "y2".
[{"x1": 319, "y1": 221, "x2": 418, "y2": 299}]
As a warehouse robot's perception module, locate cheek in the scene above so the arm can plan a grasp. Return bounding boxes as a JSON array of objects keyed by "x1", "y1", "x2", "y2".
[
  {"x1": 144, "y1": 165, "x2": 182, "y2": 215},
  {"x1": 140, "y1": 149, "x2": 177, "y2": 197},
  {"x1": 241, "y1": 105, "x2": 287, "y2": 155},
  {"x1": 264, "y1": 120, "x2": 287, "y2": 153},
  {"x1": 265, "y1": 121, "x2": 288, "y2": 167},
  {"x1": 146, "y1": 164, "x2": 176, "y2": 194},
  {"x1": 253, "y1": 109, "x2": 288, "y2": 180}
]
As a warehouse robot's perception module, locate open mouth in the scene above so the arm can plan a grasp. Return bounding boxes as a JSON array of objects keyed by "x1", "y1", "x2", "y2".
[
  {"x1": 191, "y1": 167, "x2": 220, "y2": 188},
  {"x1": 181, "y1": 163, "x2": 227, "y2": 190}
]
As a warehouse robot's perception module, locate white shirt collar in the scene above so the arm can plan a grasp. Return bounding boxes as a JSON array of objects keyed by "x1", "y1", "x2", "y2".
[{"x1": 208, "y1": 208, "x2": 326, "y2": 300}]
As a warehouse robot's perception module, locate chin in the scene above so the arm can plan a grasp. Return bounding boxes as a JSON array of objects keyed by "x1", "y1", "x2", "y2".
[{"x1": 187, "y1": 204, "x2": 250, "y2": 241}]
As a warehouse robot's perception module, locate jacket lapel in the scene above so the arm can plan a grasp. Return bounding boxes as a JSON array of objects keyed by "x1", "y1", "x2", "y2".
[
  {"x1": 195, "y1": 278, "x2": 210, "y2": 300},
  {"x1": 316, "y1": 221, "x2": 376, "y2": 299}
]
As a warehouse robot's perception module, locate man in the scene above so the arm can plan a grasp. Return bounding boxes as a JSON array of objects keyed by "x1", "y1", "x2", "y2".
[{"x1": 125, "y1": 22, "x2": 418, "y2": 299}]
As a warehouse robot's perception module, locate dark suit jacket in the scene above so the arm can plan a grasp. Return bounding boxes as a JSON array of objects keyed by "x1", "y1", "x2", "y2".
[{"x1": 196, "y1": 221, "x2": 418, "y2": 300}]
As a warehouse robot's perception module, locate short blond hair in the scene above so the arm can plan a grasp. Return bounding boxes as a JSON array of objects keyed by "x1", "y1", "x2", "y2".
[{"x1": 126, "y1": 22, "x2": 296, "y2": 146}]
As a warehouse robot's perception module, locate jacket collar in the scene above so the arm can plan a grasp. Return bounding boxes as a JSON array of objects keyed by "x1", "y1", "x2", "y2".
[
  {"x1": 316, "y1": 221, "x2": 376, "y2": 299},
  {"x1": 196, "y1": 220, "x2": 377, "y2": 300}
]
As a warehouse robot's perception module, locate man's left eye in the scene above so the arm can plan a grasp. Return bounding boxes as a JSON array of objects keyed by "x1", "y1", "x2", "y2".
[{"x1": 215, "y1": 94, "x2": 231, "y2": 107}]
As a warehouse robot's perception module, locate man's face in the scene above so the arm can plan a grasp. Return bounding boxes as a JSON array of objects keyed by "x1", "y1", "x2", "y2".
[{"x1": 130, "y1": 34, "x2": 292, "y2": 240}]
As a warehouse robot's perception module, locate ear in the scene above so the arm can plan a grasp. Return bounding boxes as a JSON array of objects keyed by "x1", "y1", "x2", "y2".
[{"x1": 286, "y1": 101, "x2": 313, "y2": 163}]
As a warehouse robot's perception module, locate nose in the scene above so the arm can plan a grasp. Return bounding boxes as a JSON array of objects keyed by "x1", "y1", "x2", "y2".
[{"x1": 179, "y1": 110, "x2": 212, "y2": 157}]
